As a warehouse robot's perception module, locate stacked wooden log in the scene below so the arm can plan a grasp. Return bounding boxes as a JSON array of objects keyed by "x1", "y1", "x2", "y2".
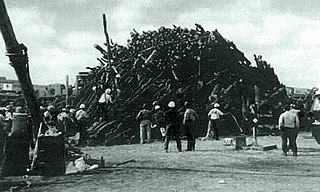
[{"x1": 74, "y1": 24, "x2": 288, "y2": 145}]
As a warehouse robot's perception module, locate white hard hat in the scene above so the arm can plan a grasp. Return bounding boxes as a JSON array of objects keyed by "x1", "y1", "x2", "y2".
[
  {"x1": 80, "y1": 104, "x2": 86, "y2": 109},
  {"x1": 47, "y1": 105, "x2": 55, "y2": 111},
  {"x1": 154, "y1": 105, "x2": 160, "y2": 110},
  {"x1": 214, "y1": 103, "x2": 220, "y2": 108},
  {"x1": 168, "y1": 101, "x2": 175, "y2": 108},
  {"x1": 44, "y1": 111, "x2": 51, "y2": 118},
  {"x1": 105, "y1": 88, "x2": 111, "y2": 94}
]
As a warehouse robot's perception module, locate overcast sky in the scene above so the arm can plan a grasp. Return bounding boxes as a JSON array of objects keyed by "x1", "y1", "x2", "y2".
[{"x1": 0, "y1": 0, "x2": 319, "y2": 89}]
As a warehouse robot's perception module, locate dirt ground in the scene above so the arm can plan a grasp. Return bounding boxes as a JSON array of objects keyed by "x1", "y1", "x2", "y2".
[{"x1": 1, "y1": 131, "x2": 320, "y2": 192}]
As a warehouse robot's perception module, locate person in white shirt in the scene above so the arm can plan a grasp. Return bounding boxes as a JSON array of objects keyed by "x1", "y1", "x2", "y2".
[
  {"x1": 76, "y1": 104, "x2": 89, "y2": 146},
  {"x1": 278, "y1": 104, "x2": 300, "y2": 156},
  {"x1": 207, "y1": 103, "x2": 224, "y2": 140},
  {"x1": 98, "y1": 88, "x2": 113, "y2": 120}
]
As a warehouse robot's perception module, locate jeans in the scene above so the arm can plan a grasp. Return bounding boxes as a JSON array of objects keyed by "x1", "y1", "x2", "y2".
[
  {"x1": 185, "y1": 121, "x2": 196, "y2": 151},
  {"x1": 140, "y1": 120, "x2": 151, "y2": 144},
  {"x1": 164, "y1": 124, "x2": 181, "y2": 151},
  {"x1": 281, "y1": 128, "x2": 298, "y2": 153}
]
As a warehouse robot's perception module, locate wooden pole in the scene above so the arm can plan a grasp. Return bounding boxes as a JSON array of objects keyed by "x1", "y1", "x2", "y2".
[
  {"x1": 66, "y1": 75, "x2": 69, "y2": 107},
  {"x1": 0, "y1": 0, "x2": 41, "y2": 138}
]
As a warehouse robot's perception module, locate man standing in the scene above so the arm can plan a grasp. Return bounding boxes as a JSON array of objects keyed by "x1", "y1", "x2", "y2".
[
  {"x1": 164, "y1": 101, "x2": 182, "y2": 152},
  {"x1": 278, "y1": 104, "x2": 300, "y2": 156},
  {"x1": 76, "y1": 104, "x2": 89, "y2": 146},
  {"x1": 207, "y1": 103, "x2": 224, "y2": 140},
  {"x1": 136, "y1": 104, "x2": 152, "y2": 144},
  {"x1": 183, "y1": 102, "x2": 199, "y2": 151},
  {"x1": 152, "y1": 105, "x2": 166, "y2": 141}
]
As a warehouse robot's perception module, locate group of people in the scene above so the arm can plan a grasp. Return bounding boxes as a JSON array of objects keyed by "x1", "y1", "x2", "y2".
[
  {"x1": 0, "y1": 102, "x2": 90, "y2": 146},
  {"x1": 39, "y1": 104, "x2": 89, "y2": 145},
  {"x1": 135, "y1": 100, "x2": 231, "y2": 152},
  {"x1": 136, "y1": 100, "x2": 213, "y2": 152},
  {"x1": 135, "y1": 99, "x2": 302, "y2": 156}
]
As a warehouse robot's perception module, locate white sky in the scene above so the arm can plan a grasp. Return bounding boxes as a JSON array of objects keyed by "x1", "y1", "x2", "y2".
[{"x1": 0, "y1": 0, "x2": 319, "y2": 88}]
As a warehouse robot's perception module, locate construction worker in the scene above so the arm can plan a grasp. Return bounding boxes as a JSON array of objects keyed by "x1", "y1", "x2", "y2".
[
  {"x1": 98, "y1": 88, "x2": 113, "y2": 120},
  {"x1": 164, "y1": 101, "x2": 182, "y2": 152},
  {"x1": 278, "y1": 104, "x2": 300, "y2": 156},
  {"x1": 76, "y1": 104, "x2": 89, "y2": 146},
  {"x1": 207, "y1": 103, "x2": 224, "y2": 140},
  {"x1": 152, "y1": 105, "x2": 166, "y2": 141},
  {"x1": 183, "y1": 102, "x2": 199, "y2": 151},
  {"x1": 136, "y1": 104, "x2": 152, "y2": 144}
]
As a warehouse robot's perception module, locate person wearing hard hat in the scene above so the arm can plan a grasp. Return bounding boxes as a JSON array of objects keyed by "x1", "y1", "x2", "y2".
[
  {"x1": 76, "y1": 104, "x2": 89, "y2": 146},
  {"x1": 164, "y1": 101, "x2": 182, "y2": 152},
  {"x1": 98, "y1": 88, "x2": 113, "y2": 120},
  {"x1": 206, "y1": 103, "x2": 224, "y2": 140},
  {"x1": 136, "y1": 103, "x2": 152, "y2": 144}
]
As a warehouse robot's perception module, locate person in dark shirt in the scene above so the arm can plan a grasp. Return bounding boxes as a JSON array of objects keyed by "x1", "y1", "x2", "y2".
[
  {"x1": 164, "y1": 101, "x2": 182, "y2": 152},
  {"x1": 152, "y1": 105, "x2": 166, "y2": 141},
  {"x1": 183, "y1": 102, "x2": 199, "y2": 151}
]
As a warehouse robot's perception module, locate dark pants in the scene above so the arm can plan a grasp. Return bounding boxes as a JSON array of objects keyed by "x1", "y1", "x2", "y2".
[
  {"x1": 185, "y1": 121, "x2": 195, "y2": 151},
  {"x1": 281, "y1": 128, "x2": 298, "y2": 153},
  {"x1": 78, "y1": 121, "x2": 87, "y2": 145},
  {"x1": 164, "y1": 124, "x2": 181, "y2": 152},
  {"x1": 210, "y1": 119, "x2": 220, "y2": 140}
]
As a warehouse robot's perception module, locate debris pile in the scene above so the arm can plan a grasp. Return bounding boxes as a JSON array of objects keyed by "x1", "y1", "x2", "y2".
[{"x1": 74, "y1": 24, "x2": 287, "y2": 145}]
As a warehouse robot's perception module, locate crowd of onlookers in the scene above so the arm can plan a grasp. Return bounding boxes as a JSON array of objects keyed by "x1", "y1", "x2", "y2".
[{"x1": 0, "y1": 102, "x2": 89, "y2": 146}]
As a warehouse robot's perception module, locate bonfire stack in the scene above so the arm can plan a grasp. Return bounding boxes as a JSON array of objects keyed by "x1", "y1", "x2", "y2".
[{"x1": 74, "y1": 24, "x2": 287, "y2": 145}]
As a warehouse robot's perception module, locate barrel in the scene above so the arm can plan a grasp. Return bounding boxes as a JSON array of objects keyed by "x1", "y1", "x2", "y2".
[
  {"x1": 36, "y1": 136, "x2": 65, "y2": 176},
  {"x1": 11, "y1": 113, "x2": 30, "y2": 135},
  {"x1": 1, "y1": 135, "x2": 31, "y2": 176}
]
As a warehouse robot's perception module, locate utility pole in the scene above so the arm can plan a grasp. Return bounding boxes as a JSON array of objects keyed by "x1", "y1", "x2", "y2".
[
  {"x1": 66, "y1": 75, "x2": 69, "y2": 107},
  {"x1": 0, "y1": 0, "x2": 42, "y2": 137}
]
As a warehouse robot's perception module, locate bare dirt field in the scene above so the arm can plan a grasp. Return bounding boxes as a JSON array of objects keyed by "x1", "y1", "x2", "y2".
[{"x1": 1, "y1": 131, "x2": 320, "y2": 192}]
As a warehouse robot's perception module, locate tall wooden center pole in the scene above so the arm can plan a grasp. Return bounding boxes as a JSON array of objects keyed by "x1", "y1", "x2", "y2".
[{"x1": 0, "y1": 0, "x2": 42, "y2": 139}]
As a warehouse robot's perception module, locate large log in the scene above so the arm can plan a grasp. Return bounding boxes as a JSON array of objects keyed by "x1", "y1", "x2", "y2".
[{"x1": 0, "y1": 0, "x2": 41, "y2": 138}]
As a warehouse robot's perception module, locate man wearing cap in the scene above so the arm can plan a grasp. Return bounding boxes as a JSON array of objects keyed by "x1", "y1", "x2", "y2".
[
  {"x1": 136, "y1": 104, "x2": 152, "y2": 144},
  {"x1": 278, "y1": 104, "x2": 300, "y2": 156},
  {"x1": 207, "y1": 103, "x2": 224, "y2": 140},
  {"x1": 76, "y1": 104, "x2": 89, "y2": 145},
  {"x1": 164, "y1": 101, "x2": 182, "y2": 152},
  {"x1": 183, "y1": 102, "x2": 199, "y2": 151}
]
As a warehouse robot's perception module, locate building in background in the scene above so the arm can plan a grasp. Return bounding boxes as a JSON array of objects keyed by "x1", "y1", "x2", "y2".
[{"x1": 0, "y1": 76, "x2": 69, "y2": 106}]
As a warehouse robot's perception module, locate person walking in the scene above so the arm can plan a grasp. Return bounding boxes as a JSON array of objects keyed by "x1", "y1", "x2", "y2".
[
  {"x1": 183, "y1": 102, "x2": 199, "y2": 151},
  {"x1": 207, "y1": 103, "x2": 224, "y2": 140},
  {"x1": 136, "y1": 104, "x2": 152, "y2": 144},
  {"x1": 278, "y1": 104, "x2": 300, "y2": 156},
  {"x1": 164, "y1": 101, "x2": 182, "y2": 152}
]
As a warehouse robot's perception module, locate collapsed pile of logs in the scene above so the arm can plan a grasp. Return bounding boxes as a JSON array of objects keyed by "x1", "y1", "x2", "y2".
[{"x1": 74, "y1": 23, "x2": 288, "y2": 145}]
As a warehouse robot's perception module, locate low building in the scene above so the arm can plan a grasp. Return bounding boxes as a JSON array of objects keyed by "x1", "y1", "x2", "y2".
[{"x1": 0, "y1": 76, "x2": 67, "y2": 106}]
